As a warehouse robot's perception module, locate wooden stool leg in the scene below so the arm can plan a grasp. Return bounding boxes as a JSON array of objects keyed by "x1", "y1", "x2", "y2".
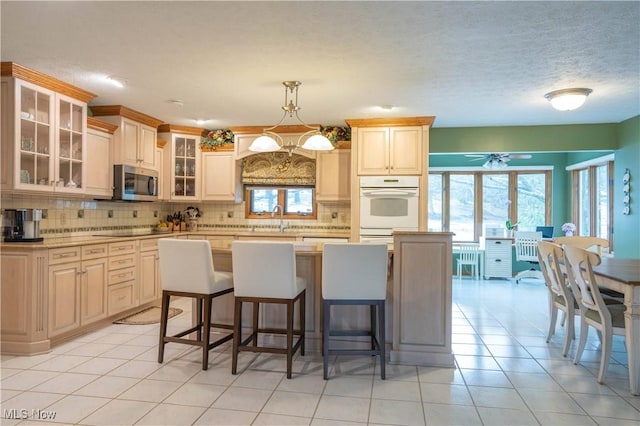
[
  {"x1": 196, "y1": 298, "x2": 203, "y2": 341},
  {"x1": 202, "y1": 295, "x2": 212, "y2": 370},
  {"x1": 323, "y1": 299, "x2": 330, "y2": 380},
  {"x1": 379, "y1": 301, "x2": 386, "y2": 380},
  {"x1": 252, "y1": 302, "x2": 259, "y2": 346},
  {"x1": 286, "y1": 299, "x2": 294, "y2": 379},
  {"x1": 158, "y1": 292, "x2": 170, "y2": 364},
  {"x1": 232, "y1": 298, "x2": 242, "y2": 375}
]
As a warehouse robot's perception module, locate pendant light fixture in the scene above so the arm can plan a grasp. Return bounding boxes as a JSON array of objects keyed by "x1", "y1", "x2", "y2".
[
  {"x1": 544, "y1": 88, "x2": 592, "y2": 111},
  {"x1": 249, "y1": 81, "x2": 334, "y2": 156}
]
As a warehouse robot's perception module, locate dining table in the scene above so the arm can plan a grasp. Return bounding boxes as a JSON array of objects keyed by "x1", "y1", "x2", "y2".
[{"x1": 592, "y1": 257, "x2": 640, "y2": 395}]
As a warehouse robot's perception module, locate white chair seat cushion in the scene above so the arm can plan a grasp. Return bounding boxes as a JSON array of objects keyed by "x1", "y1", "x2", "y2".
[
  {"x1": 213, "y1": 271, "x2": 234, "y2": 292},
  {"x1": 322, "y1": 243, "x2": 387, "y2": 300}
]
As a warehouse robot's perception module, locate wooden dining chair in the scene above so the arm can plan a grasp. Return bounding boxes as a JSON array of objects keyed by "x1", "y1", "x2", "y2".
[
  {"x1": 537, "y1": 241, "x2": 578, "y2": 356},
  {"x1": 554, "y1": 236, "x2": 610, "y2": 256},
  {"x1": 456, "y1": 243, "x2": 480, "y2": 281},
  {"x1": 557, "y1": 236, "x2": 622, "y2": 300},
  {"x1": 562, "y1": 244, "x2": 626, "y2": 384}
]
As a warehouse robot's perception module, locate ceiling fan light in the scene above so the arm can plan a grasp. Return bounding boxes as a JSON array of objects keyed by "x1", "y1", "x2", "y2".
[
  {"x1": 249, "y1": 135, "x2": 281, "y2": 152},
  {"x1": 544, "y1": 88, "x2": 592, "y2": 111},
  {"x1": 301, "y1": 134, "x2": 334, "y2": 151}
]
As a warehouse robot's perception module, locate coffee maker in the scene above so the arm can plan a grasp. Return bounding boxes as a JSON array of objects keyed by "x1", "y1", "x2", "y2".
[{"x1": 2, "y1": 209, "x2": 43, "y2": 242}]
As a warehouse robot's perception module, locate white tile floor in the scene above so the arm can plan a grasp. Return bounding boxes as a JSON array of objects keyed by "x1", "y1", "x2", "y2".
[{"x1": 2, "y1": 277, "x2": 639, "y2": 425}]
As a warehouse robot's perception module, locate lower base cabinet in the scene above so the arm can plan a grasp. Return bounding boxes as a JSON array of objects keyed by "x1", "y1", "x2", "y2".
[
  {"x1": 139, "y1": 239, "x2": 160, "y2": 305},
  {"x1": 48, "y1": 262, "x2": 81, "y2": 337},
  {"x1": 108, "y1": 282, "x2": 136, "y2": 316}
]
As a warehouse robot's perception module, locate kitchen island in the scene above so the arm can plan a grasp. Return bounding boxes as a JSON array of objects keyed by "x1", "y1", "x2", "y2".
[{"x1": 1, "y1": 232, "x2": 454, "y2": 367}]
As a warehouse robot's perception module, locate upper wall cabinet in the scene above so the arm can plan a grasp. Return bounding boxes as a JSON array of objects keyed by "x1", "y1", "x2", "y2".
[
  {"x1": 86, "y1": 117, "x2": 118, "y2": 198},
  {"x1": 346, "y1": 117, "x2": 434, "y2": 176},
  {"x1": 316, "y1": 149, "x2": 351, "y2": 202},
  {"x1": 201, "y1": 152, "x2": 242, "y2": 202},
  {"x1": 90, "y1": 105, "x2": 163, "y2": 170},
  {"x1": 1, "y1": 62, "x2": 96, "y2": 194},
  {"x1": 158, "y1": 125, "x2": 203, "y2": 201}
]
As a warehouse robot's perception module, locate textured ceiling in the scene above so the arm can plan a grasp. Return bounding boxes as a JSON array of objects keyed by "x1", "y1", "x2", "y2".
[{"x1": 1, "y1": 1, "x2": 638, "y2": 130}]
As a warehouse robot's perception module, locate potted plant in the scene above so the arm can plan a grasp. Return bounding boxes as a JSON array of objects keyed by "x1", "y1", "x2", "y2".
[
  {"x1": 320, "y1": 126, "x2": 351, "y2": 147},
  {"x1": 200, "y1": 129, "x2": 234, "y2": 151},
  {"x1": 562, "y1": 222, "x2": 576, "y2": 236}
]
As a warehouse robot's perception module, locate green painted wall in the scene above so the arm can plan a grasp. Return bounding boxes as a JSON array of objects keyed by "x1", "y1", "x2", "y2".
[
  {"x1": 428, "y1": 118, "x2": 639, "y2": 261},
  {"x1": 613, "y1": 116, "x2": 640, "y2": 258},
  {"x1": 430, "y1": 123, "x2": 618, "y2": 153}
]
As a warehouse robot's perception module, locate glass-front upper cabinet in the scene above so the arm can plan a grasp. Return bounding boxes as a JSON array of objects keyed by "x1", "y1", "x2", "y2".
[
  {"x1": 17, "y1": 81, "x2": 54, "y2": 189},
  {"x1": 56, "y1": 95, "x2": 86, "y2": 191},
  {"x1": 1, "y1": 63, "x2": 93, "y2": 193},
  {"x1": 172, "y1": 135, "x2": 199, "y2": 200}
]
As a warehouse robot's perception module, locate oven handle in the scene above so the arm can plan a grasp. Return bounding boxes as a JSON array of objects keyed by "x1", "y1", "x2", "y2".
[{"x1": 361, "y1": 189, "x2": 418, "y2": 197}]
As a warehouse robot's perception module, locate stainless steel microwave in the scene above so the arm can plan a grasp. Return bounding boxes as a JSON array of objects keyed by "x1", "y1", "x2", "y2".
[{"x1": 113, "y1": 165, "x2": 158, "y2": 202}]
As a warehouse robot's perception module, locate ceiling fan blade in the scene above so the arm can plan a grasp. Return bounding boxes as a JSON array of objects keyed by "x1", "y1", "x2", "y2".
[
  {"x1": 464, "y1": 154, "x2": 486, "y2": 158},
  {"x1": 468, "y1": 157, "x2": 486, "y2": 162},
  {"x1": 508, "y1": 154, "x2": 532, "y2": 159}
]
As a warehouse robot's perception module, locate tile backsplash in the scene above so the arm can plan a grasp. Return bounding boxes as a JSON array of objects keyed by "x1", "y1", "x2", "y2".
[{"x1": 0, "y1": 194, "x2": 350, "y2": 236}]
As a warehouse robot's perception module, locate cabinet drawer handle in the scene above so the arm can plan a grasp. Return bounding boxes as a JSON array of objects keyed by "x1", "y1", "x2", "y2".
[
  {"x1": 117, "y1": 273, "x2": 129, "y2": 279},
  {"x1": 495, "y1": 241, "x2": 502, "y2": 244},
  {"x1": 87, "y1": 249, "x2": 103, "y2": 254},
  {"x1": 495, "y1": 259, "x2": 502, "y2": 262},
  {"x1": 117, "y1": 260, "x2": 129, "y2": 264},
  {"x1": 57, "y1": 252, "x2": 75, "y2": 258}
]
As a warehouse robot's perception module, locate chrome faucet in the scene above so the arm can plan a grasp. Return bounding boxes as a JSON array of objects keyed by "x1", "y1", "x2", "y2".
[{"x1": 271, "y1": 204, "x2": 288, "y2": 232}]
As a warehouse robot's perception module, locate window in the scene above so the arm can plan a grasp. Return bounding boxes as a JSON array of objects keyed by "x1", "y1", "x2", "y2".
[
  {"x1": 429, "y1": 169, "x2": 551, "y2": 241},
  {"x1": 245, "y1": 187, "x2": 317, "y2": 219},
  {"x1": 571, "y1": 160, "x2": 613, "y2": 240}
]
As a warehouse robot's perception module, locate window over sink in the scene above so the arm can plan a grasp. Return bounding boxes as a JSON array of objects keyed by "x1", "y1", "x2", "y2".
[{"x1": 245, "y1": 187, "x2": 317, "y2": 219}]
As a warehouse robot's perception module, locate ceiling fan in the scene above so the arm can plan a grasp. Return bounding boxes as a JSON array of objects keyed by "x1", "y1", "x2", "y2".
[{"x1": 464, "y1": 153, "x2": 532, "y2": 169}]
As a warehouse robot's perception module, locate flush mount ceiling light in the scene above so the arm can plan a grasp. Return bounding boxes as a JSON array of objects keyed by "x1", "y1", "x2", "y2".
[
  {"x1": 249, "y1": 81, "x2": 334, "y2": 156},
  {"x1": 544, "y1": 88, "x2": 592, "y2": 111}
]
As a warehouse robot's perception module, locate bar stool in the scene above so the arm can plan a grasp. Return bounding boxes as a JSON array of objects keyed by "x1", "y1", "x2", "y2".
[
  {"x1": 231, "y1": 241, "x2": 306, "y2": 379},
  {"x1": 322, "y1": 243, "x2": 388, "y2": 380},
  {"x1": 157, "y1": 239, "x2": 234, "y2": 370}
]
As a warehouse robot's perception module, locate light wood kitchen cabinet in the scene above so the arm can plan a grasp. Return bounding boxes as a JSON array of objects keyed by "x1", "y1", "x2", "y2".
[
  {"x1": 1, "y1": 63, "x2": 95, "y2": 194},
  {"x1": 158, "y1": 125, "x2": 202, "y2": 201},
  {"x1": 156, "y1": 138, "x2": 167, "y2": 200},
  {"x1": 139, "y1": 238, "x2": 160, "y2": 305},
  {"x1": 107, "y1": 240, "x2": 138, "y2": 315},
  {"x1": 356, "y1": 127, "x2": 422, "y2": 175},
  {"x1": 90, "y1": 105, "x2": 163, "y2": 170},
  {"x1": 85, "y1": 117, "x2": 117, "y2": 198},
  {"x1": 316, "y1": 149, "x2": 351, "y2": 202},
  {"x1": 484, "y1": 238, "x2": 513, "y2": 279},
  {"x1": 346, "y1": 117, "x2": 434, "y2": 176},
  {"x1": 48, "y1": 244, "x2": 108, "y2": 337},
  {"x1": 391, "y1": 232, "x2": 455, "y2": 367},
  {"x1": 201, "y1": 152, "x2": 241, "y2": 202}
]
